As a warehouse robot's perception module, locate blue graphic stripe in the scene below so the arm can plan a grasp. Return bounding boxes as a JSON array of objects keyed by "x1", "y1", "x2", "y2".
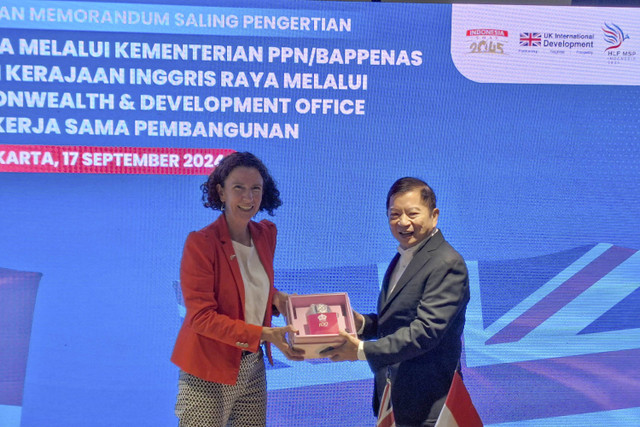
[
  {"x1": 481, "y1": 244, "x2": 610, "y2": 337},
  {"x1": 478, "y1": 244, "x2": 594, "y2": 329},
  {"x1": 485, "y1": 245, "x2": 636, "y2": 344},
  {"x1": 0, "y1": 405, "x2": 21, "y2": 427},
  {"x1": 487, "y1": 406, "x2": 640, "y2": 427},
  {"x1": 266, "y1": 357, "x2": 372, "y2": 391},
  {"x1": 465, "y1": 245, "x2": 640, "y2": 367},
  {"x1": 537, "y1": 250, "x2": 640, "y2": 336},
  {"x1": 580, "y1": 285, "x2": 640, "y2": 334}
]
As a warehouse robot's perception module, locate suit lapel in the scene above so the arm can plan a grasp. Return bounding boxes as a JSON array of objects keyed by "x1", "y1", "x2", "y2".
[
  {"x1": 378, "y1": 254, "x2": 399, "y2": 313},
  {"x1": 379, "y1": 231, "x2": 444, "y2": 314}
]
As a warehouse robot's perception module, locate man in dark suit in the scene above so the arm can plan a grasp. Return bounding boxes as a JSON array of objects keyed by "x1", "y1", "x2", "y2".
[{"x1": 326, "y1": 177, "x2": 470, "y2": 426}]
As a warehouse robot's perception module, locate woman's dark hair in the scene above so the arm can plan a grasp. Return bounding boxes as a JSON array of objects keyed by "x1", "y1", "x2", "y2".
[
  {"x1": 386, "y1": 177, "x2": 436, "y2": 211},
  {"x1": 201, "y1": 152, "x2": 282, "y2": 216}
]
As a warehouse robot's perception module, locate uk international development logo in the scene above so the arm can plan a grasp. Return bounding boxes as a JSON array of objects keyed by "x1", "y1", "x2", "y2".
[
  {"x1": 602, "y1": 22, "x2": 636, "y2": 63},
  {"x1": 465, "y1": 28, "x2": 509, "y2": 55},
  {"x1": 518, "y1": 31, "x2": 542, "y2": 54},
  {"x1": 519, "y1": 32, "x2": 542, "y2": 47}
]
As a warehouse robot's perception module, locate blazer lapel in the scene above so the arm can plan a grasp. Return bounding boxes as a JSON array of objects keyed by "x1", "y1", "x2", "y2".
[
  {"x1": 380, "y1": 231, "x2": 444, "y2": 313},
  {"x1": 378, "y1": 254, "x2": 399, "y2": 313},
  {"x1": 386, "y1": 249, "x2": 430, "y2": 303},
  {"x1": 215, "y1": 215, "x2": 246, "y2": 310}
]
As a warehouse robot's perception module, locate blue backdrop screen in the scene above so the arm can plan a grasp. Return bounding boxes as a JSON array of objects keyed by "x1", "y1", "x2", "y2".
[{"x1": 1, "y1": 1, "x2": 639, "y2": 426}]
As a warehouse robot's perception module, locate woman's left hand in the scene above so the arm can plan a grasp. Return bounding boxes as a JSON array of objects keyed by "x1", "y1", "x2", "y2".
[
  {"x1": 272, "y1": 290, "x2": 290, "y2": 316},
  {"x1": 261, "y1": 325, "x2": 305, "y2": 361}
]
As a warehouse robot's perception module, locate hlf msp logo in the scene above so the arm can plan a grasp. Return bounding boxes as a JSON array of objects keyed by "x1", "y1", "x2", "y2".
[
  {"x1": 603, "y1": 22, "x2": 636, "y2": 62},
  {"x1": 465, "y1": 29, "x2": 508, "y2": 55}
]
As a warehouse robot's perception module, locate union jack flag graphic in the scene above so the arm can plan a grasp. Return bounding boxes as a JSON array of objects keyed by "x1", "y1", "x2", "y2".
[
  {"x1": 520, "y1": 32, "x2": 542, "y2": 47},
  {"x1": 464, "y1": 243, "x2": 640, "y2": 425},
  {"x1": 376, "y1": 379, "x2": 396, "y2": 427},
  {"x1": 173, "y1": 243, "x2": 640, "y2": 425}
]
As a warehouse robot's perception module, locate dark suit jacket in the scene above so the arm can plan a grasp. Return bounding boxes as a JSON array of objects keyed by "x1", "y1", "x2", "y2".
[
  {"x1": 361, "y1": 230, "x2": 469, "y2": 426},
  {"x1": 171, "y1": 214, "x2": 278, "y2": 385}
]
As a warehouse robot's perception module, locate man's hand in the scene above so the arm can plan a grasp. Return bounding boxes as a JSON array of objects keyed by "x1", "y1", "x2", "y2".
[
  {"x1": 261, "y1": 325, "x2": 305, "y2": 361},
  {"x1": 323, "y1": 330, "x2": 361, "y2": 362},
  {"x1": 353, "y1": 310, "x2": 364, "y2": 332}
]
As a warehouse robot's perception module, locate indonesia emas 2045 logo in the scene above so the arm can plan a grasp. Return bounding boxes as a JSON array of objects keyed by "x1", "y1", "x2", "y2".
[{"x1": 465, "y1": 29, "x2": 508, "y2": 54}]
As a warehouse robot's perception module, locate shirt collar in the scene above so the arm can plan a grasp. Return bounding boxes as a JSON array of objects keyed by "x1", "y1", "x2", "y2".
[{"x1": 396, "y1": 228, "x2": 439, "y2": 257}]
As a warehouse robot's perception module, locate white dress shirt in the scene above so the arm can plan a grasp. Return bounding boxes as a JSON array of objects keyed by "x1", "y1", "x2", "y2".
[{"x1": 357, "y1": 229, "x2": 439, "y2": 360}]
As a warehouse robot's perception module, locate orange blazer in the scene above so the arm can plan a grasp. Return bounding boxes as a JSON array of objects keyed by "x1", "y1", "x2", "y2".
[{"x1": 171, "y1": 214, "x2": 278, "y2": 385}]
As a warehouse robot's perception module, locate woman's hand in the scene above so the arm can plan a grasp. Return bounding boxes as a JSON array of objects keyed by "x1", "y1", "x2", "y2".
[
  {"x1": 272, "y1": 290, "x2": 291, "y2": 317},
  {"x1": 261, "y1": 325, "x2": 305, "y2": 361}
]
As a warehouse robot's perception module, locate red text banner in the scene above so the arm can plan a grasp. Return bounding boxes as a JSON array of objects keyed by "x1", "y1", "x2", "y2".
[{"x1": 0, "y1": 144, "x2": 235, "y2": 175}]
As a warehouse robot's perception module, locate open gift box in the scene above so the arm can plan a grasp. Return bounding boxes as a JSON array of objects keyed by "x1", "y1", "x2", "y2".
[{"x1": 285, "y1": 293, "x2": 357, "y2": 359}]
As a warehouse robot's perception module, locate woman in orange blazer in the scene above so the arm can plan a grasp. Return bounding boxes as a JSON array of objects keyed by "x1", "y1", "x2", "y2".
[{"x1": 171, "y1": 152, "x2": 303, "y2": 426}]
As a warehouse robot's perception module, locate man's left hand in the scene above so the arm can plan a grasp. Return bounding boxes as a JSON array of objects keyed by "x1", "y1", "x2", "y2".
[{"x1": 323, "y1": 330, "x2": 361, "y2": 362}]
